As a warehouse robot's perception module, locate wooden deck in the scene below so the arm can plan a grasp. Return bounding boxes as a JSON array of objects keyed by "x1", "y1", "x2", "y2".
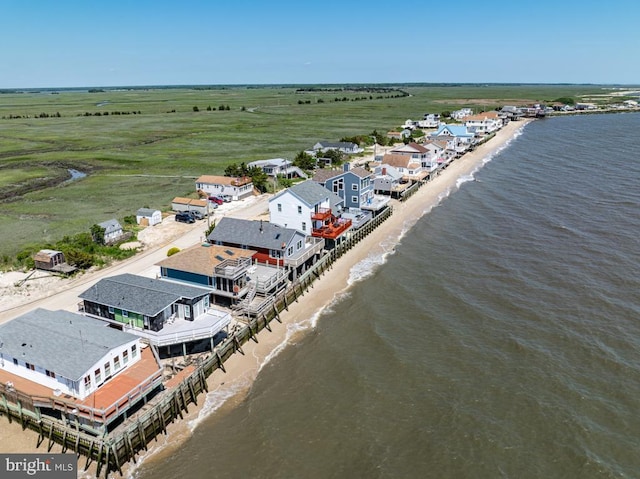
[{"x1": 0, "y1": 347, "x2": 162, "y2": 422}]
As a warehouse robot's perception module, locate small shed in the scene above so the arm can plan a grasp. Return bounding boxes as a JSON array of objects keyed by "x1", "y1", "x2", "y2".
[
  {"x1": 33, "y1": 249, "x2": 77, "y2": 274},
  {"x1": 136, "y1": 208, "x2": 162, "y2": 226}
]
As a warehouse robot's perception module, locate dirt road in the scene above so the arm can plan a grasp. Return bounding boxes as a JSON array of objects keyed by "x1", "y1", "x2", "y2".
[{"x1": 0, "y1": 193, "x2": 271, "y2": 323}]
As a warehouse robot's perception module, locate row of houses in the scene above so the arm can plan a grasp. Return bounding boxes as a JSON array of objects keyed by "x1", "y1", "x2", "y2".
[{"x1": 0, "y1": 105, "x2": 508, "y2": 436}]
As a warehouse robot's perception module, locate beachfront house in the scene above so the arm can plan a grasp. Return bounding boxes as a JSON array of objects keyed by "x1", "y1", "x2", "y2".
[
  {"x1": 247, "y1": 158, "x2": 307, "y2": 180},
  {"x1": 79, "y1": 273, "x2": 231, "y2": 354},
  {"x1": 0, "y1": 308, "x2": 162, "y2": 433},
  {"x1": 157, "y1": 241, "x2": 289, "y2": 315},
  {"x1": 269, "y1": 180, "x2": 351, "y2": 244},
  {"x1": 136, "y1": 208, "x2": 162, "y2": 226},
  {"x1": 373, "y1": 165, "x2": 409, "y2": 198},
  {"x1": 195, "y1": 175, "x2": 254, "y2": 201},
  {"x1": 464, "y1": 111, "x2": 503, "y2": 135},
  {"x1": 429, "y1": 124, "x2": 475, "y2": 156},
  {"x1": 312, "y1": 163, "x2": 375, "y2": 210},
  {"x1": 380, "y1": 153, "x2": 429, "y2": 183},
  {"x1": 206, "y1": 217, "x2": 324, "y2": 281}
]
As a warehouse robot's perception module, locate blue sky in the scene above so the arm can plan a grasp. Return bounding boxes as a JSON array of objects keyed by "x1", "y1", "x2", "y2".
[{"x1": 1, "y1": 0, "x2": 638, "y2": 88}]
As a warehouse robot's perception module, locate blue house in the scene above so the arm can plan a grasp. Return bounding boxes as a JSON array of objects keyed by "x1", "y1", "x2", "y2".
[
  {"x1": 429, "y1": 124, "x2": 476, "y2": 156},
  {"x1": 312, "y1": 163, "x2": 375, "y2": 211}
]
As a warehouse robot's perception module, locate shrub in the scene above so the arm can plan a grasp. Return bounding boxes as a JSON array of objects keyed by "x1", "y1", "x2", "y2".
[{"x1": 167, "y1": 247, "x2": 181, "y2": 257}]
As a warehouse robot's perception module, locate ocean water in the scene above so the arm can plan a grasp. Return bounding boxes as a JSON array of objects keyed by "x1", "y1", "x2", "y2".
[{"x1": 138, "y1": 113, "x2": 640, "y2": 479}]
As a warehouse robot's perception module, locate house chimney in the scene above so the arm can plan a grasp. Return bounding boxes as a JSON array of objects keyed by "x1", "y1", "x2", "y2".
[{"x1": 382, "y1": 167, "x2": 387, "y2": 175}]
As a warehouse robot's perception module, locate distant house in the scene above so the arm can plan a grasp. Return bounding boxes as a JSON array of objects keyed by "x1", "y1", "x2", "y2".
[
  {"x1": 501, "y1": 105, "x2": 523, "y2": 120},
  {"x1": 79, "y1": 273, "x2": 230, "y2": 350},
  {"x1": 247, "y1": 158, "x2": 307, "y2": 179},
  {"x1": 0, "y1": 308, "x2": 162, "y2": 433},
  {"x1": 312, "y1": 163, "x2": 376, "y2": 211},
  {"x1": 429, "y1": 124, "x2": 475, "y2": 156},
  {"x1": 33, "y1": 249, "x2": 76, "y2": 274},
  {"x1": 310, "y1": 141, "x2": 362, "y2": 155},
  {"x1": 206, "y1": 217, "x2": 324, "y2": 278},
  {"x1": 417, "y1": 113, "x2": 441, "y2": 128},
  {"x1": 451, "y1": 108, "x2": 473, "y2": 121},
  {"x1": 269, "y1": 180, "x2": 351, "y2": 243},
  {"x1": 98, "y1": 219, "x2": 124, "y2": 244},
  {"x1": 136, "y1": 208, "x2": 162, "y2": 226},
  {"x1": 195, "y1": 175, "x2": 254, "y2": 200},
  {"x1": 464, "y1": 111, "x2": 503, "y2": 134},
  {"x1": 386, "y1": 129, "x2": 411, "y2": 140},
  {"x1": 171, "y1": 197, "x2": 211, "y2": 216}
]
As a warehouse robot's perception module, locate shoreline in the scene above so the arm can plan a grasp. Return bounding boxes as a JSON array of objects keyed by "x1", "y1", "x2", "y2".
[{"x1": 0, "y1": 119, "x2": 531, "y2": 477}]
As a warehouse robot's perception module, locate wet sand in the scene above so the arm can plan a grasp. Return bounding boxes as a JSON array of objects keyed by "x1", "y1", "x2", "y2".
[{"x1": 0, "y1": 119, "x2": 531, "y2": 477}]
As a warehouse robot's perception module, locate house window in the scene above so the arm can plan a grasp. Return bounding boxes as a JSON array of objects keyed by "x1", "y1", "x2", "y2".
[
  {"x1": 277, "y1": 203, "x2": 282, "y2": 212},
  {"x1": 114, "y1": 355, "x2": 121, "y2": 371},
  {"x1": 297, "y1": 205, "x2": 302, "y2": 214},
  {"x1": 122, "y1": 310, "x2": 128, "y2": 317},
  {"x1": 84, "y1": 375, "x2": 92, "y2": 390},
  {"x1": 46, "y1": 370, "x2": 56, "y2": 378},
  {"x1": 108, "y1": 306, "x2": 114, "y2": 314},
  {"x1": 13, "y1": 358, "x2": 18, "y2": 366},
  {"x1": 104, "y1": 362, "x2": 111, "y2": 379},
  {"x1": 185, "y1": 307, "x2": 191, "y2": 319},
  {"x1": 131, "y1": 345, "x2": 138, "y2": 358},
  {"x1": 297, "y1": 240, "x2": 302, "y2": 249},
  {"x1": 95, "y1": 368, "x2": 102, "y2": 384},
  {"x1": 302, "y1": 222, "x2": 306, "y2": 231},
  {"x1": 123, "y1": 350, "x2": 129, "y2": 365},
  {"x1": 351, "y1": 184, "x2": 358, "y2": 191},
  {"x1": 351, "y1": 196, "x2": 358, "y2": 203},
  {"x1": 288, "y1": 247, "x2": 293, "y2": 256},
  {"x1": 25, "y1": 362, "x2": 35, "y2": 371}
]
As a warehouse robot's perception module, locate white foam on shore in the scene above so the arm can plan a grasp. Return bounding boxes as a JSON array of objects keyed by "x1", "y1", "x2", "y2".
[
  {"x1": 187, "y1": 378, "x2": 251, "y2": 431},
  {"x1": 127, "y1": 122, "x2": 531, "y2": 475}
]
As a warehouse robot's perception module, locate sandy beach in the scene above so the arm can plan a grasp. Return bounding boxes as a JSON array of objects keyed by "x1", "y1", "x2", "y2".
[{"x1": 0, "y1": 119, "x2": 530, "y2": 477}]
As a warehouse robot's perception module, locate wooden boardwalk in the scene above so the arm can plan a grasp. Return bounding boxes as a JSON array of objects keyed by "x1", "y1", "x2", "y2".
[{"x1": 0, "y1": 205, "x2": 393, "y2": 478}]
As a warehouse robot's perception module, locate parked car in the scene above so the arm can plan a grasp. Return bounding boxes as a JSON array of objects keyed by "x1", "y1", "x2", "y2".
[
  {"x1": 187, "y1": 210, "x2": 204, "y2": 220},
  {"x1": 208, "y1": 196, "x2": 224, "y2": 205},
  {"x1": 222, "y1": 195, "x2": 232, "y2": 202},
  {"x1": 175, "y1": 212, "x2": 195, "y2": 223}
]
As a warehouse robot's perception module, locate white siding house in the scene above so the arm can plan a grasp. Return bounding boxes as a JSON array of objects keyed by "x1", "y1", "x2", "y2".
[
  {"x1": 0, "y1": 309, "x2": 143, "y2": 400},
  {"x1": 195, "y1": 175, "x2": 254, "y2": 200}
]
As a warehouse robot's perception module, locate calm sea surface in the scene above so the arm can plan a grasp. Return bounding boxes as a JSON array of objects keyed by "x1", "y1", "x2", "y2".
[{"x1": 139, "y1": 113, "x2": 640, "y2": 479}]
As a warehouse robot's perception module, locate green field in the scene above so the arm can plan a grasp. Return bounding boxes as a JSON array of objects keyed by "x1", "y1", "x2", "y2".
[{"x1": 0, "y1": 84, "x2": 613, "y2": 262}]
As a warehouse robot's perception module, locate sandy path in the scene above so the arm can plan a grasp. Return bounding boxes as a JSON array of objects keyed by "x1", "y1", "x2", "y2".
[{"x1": 0, "y1": 120, "x2": 531, "y2": 476}]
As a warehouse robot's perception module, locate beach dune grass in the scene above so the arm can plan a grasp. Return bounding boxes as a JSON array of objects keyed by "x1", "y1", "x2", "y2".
[{"x1": 0, "y1": 84, "x2": 607, "y2": 260}]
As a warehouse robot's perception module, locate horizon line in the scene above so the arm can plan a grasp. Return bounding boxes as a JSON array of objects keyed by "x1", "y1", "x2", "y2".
[{"x1": 3, "y1": 81, "x2": 640, "y2": 92}]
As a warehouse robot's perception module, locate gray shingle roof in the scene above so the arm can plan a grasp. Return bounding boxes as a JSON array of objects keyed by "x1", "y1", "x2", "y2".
[
  {"x1": 78, "y1": 273, "x2": 211, "y2": 317},
  {"x1": 207, "y1": 217, "x2": 298, "y2": 250},
  {"x1": 287, "y1": 180, "x2": 343, "y2": 209},
  {"x1": 0, "y1": 309, "x2": 138, "y2": 381},
  {"x1": 136, "y1": 208, "x2": 159, "y2": 217},
  {"x1": 317, "y1": 141, "x2": 357, "y2": 149},
  {"x1": 98, "y1": 219, "x2": 122, "y2": 235}
]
